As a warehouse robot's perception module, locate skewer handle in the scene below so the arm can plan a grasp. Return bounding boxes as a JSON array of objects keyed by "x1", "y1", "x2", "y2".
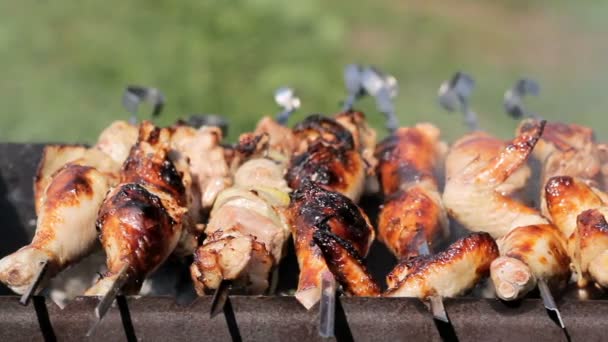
[{"x1": 122, "y1": 85, "x2": 165, "y2": 124}]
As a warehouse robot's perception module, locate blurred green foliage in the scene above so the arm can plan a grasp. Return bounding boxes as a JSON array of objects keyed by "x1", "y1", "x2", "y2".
[{"x1": 1, "y1": 0, "x2": 607, "y2": 143}]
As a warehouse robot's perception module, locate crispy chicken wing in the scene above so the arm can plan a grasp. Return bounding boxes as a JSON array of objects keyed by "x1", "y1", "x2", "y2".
[
  {"x1": 375, "y1": 124, "x2": 449, "y2": 258},
  {"x1": 575, "y1": 208, "x2": 608, "y2": 288},
  {"x1": 385, "y1": 232, "x2": 499, "y2": 298},
  {"x1": 313, "y1": 229, "x2": 381, "y2": 297},
  {"x1": 445, "y1": 131, "x2": 531, "y2": 196},
  {"x1": 288, "y1": 181, "x2": 375, "y2": 309},
  {"x1": 443, "y1": 120, "x2": 548, "y2": 238},
  {"x1": 545, "y1": 176, "x2": 608, "y2": 287}
]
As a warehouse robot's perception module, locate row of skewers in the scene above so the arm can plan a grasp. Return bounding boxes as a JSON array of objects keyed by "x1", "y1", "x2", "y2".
[{"x1": 1, "y1": 67, "x2": 608, "y2": 341}]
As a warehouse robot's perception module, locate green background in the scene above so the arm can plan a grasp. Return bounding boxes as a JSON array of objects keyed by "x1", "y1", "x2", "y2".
[{"x1": 1, "y1": 0, "x2": 607, "y2": 144}]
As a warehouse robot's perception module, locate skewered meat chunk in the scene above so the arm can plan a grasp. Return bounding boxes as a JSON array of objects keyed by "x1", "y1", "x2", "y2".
[
  {"x1": 385, "y1": 232, "x2": 499, "y2": 298},
  {"x1": 169, "y1": 124, "x2": 231, "y2": 213},
  {"x1": 287, "y1": 115, "x2": 366, "y2": 202},
  {"x1": 251, "y1": 116, "x2": 298, "y2": 161},
  {"x1": 375, "y1": 123, "x2": 449, "y2": 258},
  {"x1": 288, "y1": 181, "x2": 375, "y2": 309},
  {"x1": 545, "y1": 176, "x2": 608, "y2": 287},
  {"x1": 0, "y1": 164, "x2": 113, "y2": 294},
  {"x1": 443, "y1": 120, "x2": 548, "y2": 238},
  {"x1": 445, "y1": 131, "x2": 531, "y2": 196},
  {"x1": 86, "y1": 121, "x2": 187, "y2": 295},
  {"x1": 575, "y1": 208, "x2": 608, "y2": 288},
  {"x1": 95, "y1": 120, "x2": 139, "y2": 164},
  {"x1": 191, "y1": 227, "x2": 274, "y2": 295},
  {"x1": 490, "y1": 224, "x2": 570, "y2": 300},
  {"x1": 190, "y1": 154, "x2": 291, "y2": 295}
]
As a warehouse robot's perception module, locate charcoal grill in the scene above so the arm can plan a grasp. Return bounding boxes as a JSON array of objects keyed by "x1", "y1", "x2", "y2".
[{"x1": 1, "y1": 143, "x2": 606, "y2": 342}]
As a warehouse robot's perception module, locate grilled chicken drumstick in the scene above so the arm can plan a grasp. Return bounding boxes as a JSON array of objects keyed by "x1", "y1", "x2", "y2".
[
  {"x1": 85, "y1": 121, "x2": 187, "y2": 295},
  {"x1": 0, "y1": 121, "x2": 138, "y2": 295},
  {"x1": 375, "y1": 123, "x2": 449, "y2": 258}
]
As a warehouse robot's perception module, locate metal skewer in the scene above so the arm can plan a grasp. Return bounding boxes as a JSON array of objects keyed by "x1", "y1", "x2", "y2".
[
  {"x1": 209, "y1": 86, "x2": 300, "y2": 327},
  {"x1": 503, "y1": 78, "x2": 567, "y2": 336},
  {"x1": 122, "y1": 85, "x2": 165, "y2": 124},
  {"x1": 210, "y1": 279, "x2": 232, "y2": 319},
  {"x1": 315, "y1": 67, "x2": 371, "y2": 338},
  {"x1": 417, "y1": 241, "x2": 449, "y2": 323},
  {"x1": 19, "y1": 259, "x2": 49, "y2": 306},
  {"x1": 438, "y1": 72, "x2": 477, "y2": 131},
  {"x1": 366, "y1": 66, "x2": 451, "y2": 324},
  {"x1": 86, "y1": 264, "x2": 131, "y2": 337}
]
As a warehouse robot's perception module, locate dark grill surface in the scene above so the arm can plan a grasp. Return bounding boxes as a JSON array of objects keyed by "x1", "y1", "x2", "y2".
[{"x1": 0, "y1": 143, "x2": 606, "y2": 341}]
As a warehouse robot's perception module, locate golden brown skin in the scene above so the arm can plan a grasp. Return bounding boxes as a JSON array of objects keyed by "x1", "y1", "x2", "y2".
[
  {"x1": 287, "y1": 115, "x2": 365, "y2": 202},
  {"x1": 545, "y1": 176, "x2": 608, "y2": 287},
  {"x1": 575, "y1": 209, "x2": 608, "y2": 288},
  {"x1": 86, "y1": 121, "x2": 187, "y2": 295},
  {"x1": 443, "y1": 120, "x2": 548, "y2": 238},
  {"x1": 385, "y1": 232, "x2": 499, "y2": 298},
  {"x1": 445, "y1": 131, "x2": 531, "y2": 196},
  {"x1": 490, "y1": 224, "x2": 570, "y2": 301},
  {"x1": 288, "y1": 181, "x2": 375, "y2": 309},
  {"x1": 375, "y1": 124, "x2": 449, "y2": 258},
  {"x1": 0, "y1": 164, "x2": 112, "y2": 294},
  {"x1": 545, "y1": 176, "x2": 603, "y2": 238}
]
